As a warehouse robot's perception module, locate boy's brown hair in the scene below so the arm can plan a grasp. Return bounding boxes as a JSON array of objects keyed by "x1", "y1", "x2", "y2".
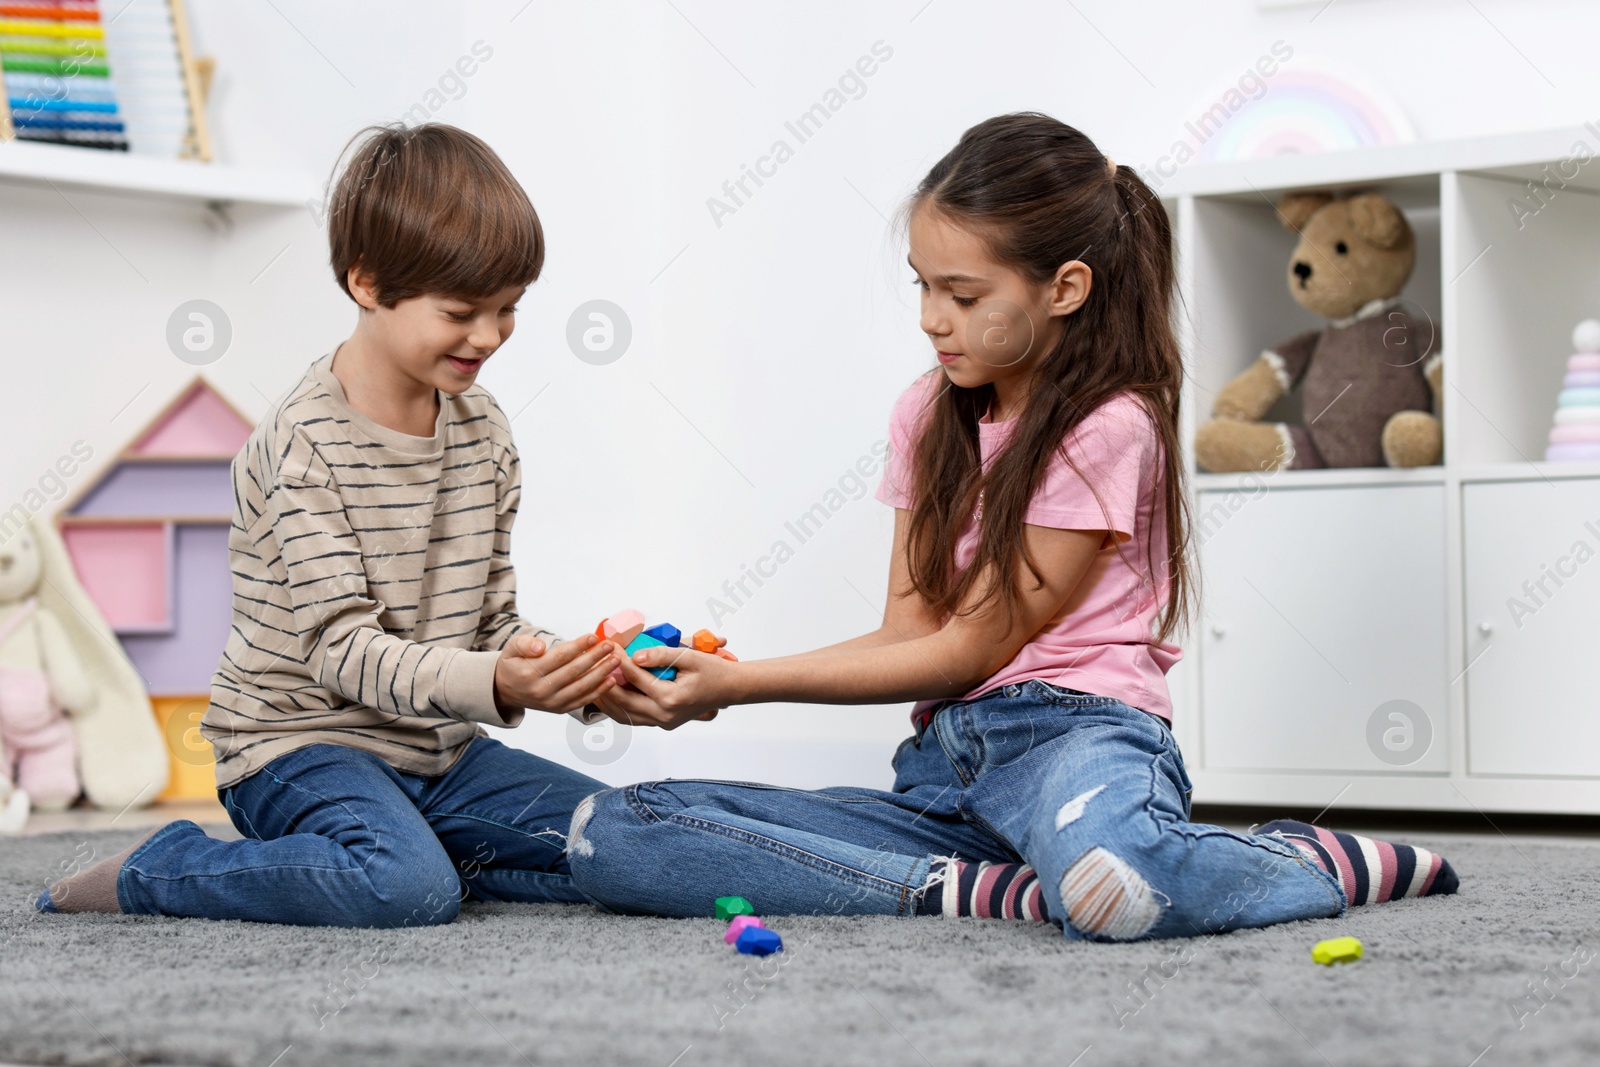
[{"x1": 326, "y1": 123, "x2": 544, "y2": 307}]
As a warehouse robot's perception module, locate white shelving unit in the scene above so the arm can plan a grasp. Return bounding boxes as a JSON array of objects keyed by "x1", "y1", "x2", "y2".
[
  {"x1": 0, "y1": 138, "x2": 317, "y2": 208},
  {"x1": 1164, "y1": 125, "x2": 1600, "y2": 815}
]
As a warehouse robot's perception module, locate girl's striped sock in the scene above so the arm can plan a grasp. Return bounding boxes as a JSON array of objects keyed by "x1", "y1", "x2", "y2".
[
  {"x1": 917, "y1": 858, "x2": 1047, "y2": 920},
  {"x1": 1256, "y1": 819, "x2": 1459, "y2": 905}
]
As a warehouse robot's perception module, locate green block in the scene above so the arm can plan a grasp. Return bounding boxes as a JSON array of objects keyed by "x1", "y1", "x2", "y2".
[{"x1": 714, "y1": 895, "x2": 755, "y2": 920}]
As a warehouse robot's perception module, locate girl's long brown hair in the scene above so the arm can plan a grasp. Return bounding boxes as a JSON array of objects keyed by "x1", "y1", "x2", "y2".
[{"x1": 904, "y1": 113, "x2": 1195, "y2": 645}]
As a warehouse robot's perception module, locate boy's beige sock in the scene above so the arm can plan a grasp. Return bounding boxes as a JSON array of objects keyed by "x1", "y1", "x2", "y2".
[{"x1": 42, "y1": 826, "x2": 161, "y2": 913}]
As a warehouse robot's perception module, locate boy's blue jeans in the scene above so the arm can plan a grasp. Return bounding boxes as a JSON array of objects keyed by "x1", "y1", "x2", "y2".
[
  {"x1": 84, "y1": 737, "x2": 603, "y2": 927},
  {"x1": 569, "y1": 681, "x2": 1347, "y2": 941}
]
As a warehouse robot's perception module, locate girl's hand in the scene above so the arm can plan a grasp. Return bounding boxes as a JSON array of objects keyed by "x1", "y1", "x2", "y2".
[
  {"x1": 493, "y1": 633, "x2": 620, "y2": 716},
  {"x1": 596, "y1": 644, "x2": 733, "y2": 729}
]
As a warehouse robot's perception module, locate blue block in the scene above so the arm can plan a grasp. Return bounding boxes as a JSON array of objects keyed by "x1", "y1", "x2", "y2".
[
  {"x1": 643, "y1": 623, "x2": 682, "y2": 648},
  {"x1": 735, "y1": 926, "x2": 783, "y2": 956},
  {"x1": 623, "y1": 632, "x2": 677, "y2": 682}
]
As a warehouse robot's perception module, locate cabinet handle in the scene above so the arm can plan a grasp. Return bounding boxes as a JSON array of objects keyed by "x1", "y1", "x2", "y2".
[
  {"x1": 1210, "y1": 624, "x2": 1225, "y2": 638},
  {"x1": 1478, "y1": 621, "x2": 1493, "y2": 637}
]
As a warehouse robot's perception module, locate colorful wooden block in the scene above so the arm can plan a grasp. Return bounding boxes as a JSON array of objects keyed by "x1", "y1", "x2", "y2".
[
  {"x1": 643, "y1": 622, "x2": 681, "y2": 648},
  {"x1": 735, "y1": 927, "x2": 783, "y2": 956},
  {"x1": 602, "y1": 609, "x2": 646, "y2": 648},
  {"x1": 724, "y1": 915, "x2": 764, "y2": 944},
  {"x1": 1311, "y1": 936, "x2": 1362, "y2": 965},
  {"x1": 624, "y1": 632, "x2": 676, "y2": 681},
  {"x1": 692, "y1": 628, "x2": 722, "y2": 654},
  {"x1": 714, "y1": 895, "x2": 755, "y2": 920}
]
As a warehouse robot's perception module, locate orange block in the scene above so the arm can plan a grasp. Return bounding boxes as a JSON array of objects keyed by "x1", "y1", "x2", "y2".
[
  {"x1": 150, "y1": 695, "x2": 217, "y2": 802},
  {"x1": 691, "y1": 628, "x2": 720, "y2": 654}
]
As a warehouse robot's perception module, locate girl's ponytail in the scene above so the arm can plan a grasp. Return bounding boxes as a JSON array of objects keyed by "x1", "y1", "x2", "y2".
[{"x1": 1106, "y1": 161, "x2": 1196, "y2": 645}]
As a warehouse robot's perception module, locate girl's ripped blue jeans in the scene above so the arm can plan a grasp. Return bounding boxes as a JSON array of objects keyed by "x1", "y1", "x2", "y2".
[{"x1": 568, "y1": 681, "x2": 1346, "y2": 941}]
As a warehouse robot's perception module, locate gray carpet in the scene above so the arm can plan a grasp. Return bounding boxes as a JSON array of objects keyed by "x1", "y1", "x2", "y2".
[{"x1": 3, "y1": 826, "x2": 1598, "y2": 1067}]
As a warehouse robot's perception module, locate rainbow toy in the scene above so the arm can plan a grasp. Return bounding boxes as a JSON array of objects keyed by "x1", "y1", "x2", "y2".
[
  {"x1": 0, "y1": 1, "x2": 128, "y2": 150},
  {"x1": 1543, "y1": 319, "x2": 1600, "y2": 463},
  {"x1": 1190, "y1": 57, "x2": 1415, "y2": 164}
]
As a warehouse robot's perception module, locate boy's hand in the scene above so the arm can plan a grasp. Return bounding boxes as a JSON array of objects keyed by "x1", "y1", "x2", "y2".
[
  {"x1": 595, "y1": 644, "x2": 734, "y2": 729},
  {"x1": 494, "y1": 633, "x2": 620, "y2": 715}
]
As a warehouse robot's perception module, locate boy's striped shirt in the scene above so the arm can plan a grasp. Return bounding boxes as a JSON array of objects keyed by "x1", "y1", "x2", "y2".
[{"x1": 202, "y1": 353, "x2": 559, "y2": 790}]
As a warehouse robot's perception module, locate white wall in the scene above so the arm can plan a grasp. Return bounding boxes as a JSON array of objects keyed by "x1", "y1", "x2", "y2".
[{"x1": 4, "y1": 0, "x2": 1599, "y2": 789}]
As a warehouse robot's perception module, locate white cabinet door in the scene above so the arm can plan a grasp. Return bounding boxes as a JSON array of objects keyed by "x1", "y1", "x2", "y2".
[
  {"x1": 1198, "y1": 484, "x2": 1449, "y2": 773},
  {"x1": 1464, "y1": 479, "x2": 1600, "y2": 777}
]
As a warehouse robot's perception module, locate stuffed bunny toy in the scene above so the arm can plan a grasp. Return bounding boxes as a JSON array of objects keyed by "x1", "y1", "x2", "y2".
[
  {"x1": 0, "y1": 514, "x2": 167, "y2": 816},
  {"x1": 0, "y1": 520, "x2": 95, "y2": 811}
]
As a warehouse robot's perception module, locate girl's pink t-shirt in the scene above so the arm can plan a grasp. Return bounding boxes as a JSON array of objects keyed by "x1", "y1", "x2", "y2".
[{"x1": 874, "y1": 373, "x2": 1182, "y2": 723}]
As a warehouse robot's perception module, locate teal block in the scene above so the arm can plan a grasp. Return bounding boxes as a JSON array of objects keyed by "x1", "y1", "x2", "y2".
[{"x1": 624, "y1": 632, "x2": 677, "y2": 681}]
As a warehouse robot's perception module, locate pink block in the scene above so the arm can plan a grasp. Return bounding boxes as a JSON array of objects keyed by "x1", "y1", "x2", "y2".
[
  {"x1": 602, "y1": 609, "x2": 645, "y2": 638},
  {"x1": 1568, "y1": 354, "x2": 1600, "y2": 373},
  {"x1": 129, "y1": 384, "x2": 252, "y2": 457},
  {"x1": 724, "y1": 915, "x2": 765, "y2": 944},
  {"x1": 1549, "y1": 423, "x2": 1600, "y2": 445},
  {"x1": 61, "y1": 522, "x2": 172, "y2": 631}
]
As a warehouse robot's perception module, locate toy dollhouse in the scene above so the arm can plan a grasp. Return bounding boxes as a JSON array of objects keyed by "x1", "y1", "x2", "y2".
[{"x1": 58, "y1": 377, "x2": 251, "y2": 799}]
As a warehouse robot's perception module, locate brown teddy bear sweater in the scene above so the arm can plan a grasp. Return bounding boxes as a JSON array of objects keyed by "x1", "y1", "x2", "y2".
[{"x1": 1268, "y1": 297, "x2": 1435, "y2": 468}]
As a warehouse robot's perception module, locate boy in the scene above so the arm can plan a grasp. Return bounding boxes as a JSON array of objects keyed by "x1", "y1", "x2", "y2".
[{"x1": 37, "y1": 123, "x2": 623, "y2": 926}]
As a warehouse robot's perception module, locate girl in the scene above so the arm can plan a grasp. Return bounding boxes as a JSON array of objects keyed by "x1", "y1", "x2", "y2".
[{"x1": 576, "y1": 113, "x2": 1457, "y2": 941}]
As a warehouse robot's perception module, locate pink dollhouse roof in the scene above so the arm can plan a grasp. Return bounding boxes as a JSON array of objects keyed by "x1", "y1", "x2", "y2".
[
  {"x1": 127, "y1": 379, "x2": 253, "y2": 457},
  {"x1": 64, "y1": 378, "x2": 252, "y2": 519},
  {"x1": 58, "y1": 377, "x2": 254, "y2": 692}
]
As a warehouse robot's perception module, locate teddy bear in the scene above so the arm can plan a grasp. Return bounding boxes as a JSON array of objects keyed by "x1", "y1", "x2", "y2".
[
  {"x1": 0, "y1": 519, "x2": 96, "y2": 812},
  {"x1": 1194, "y1": 190, "x2": 1443, "y2": 472}
]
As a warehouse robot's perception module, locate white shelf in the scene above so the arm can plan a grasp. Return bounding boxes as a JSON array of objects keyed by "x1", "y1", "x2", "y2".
[
  {"x1": 1193, "y1": 462, "x2": 1600, "y2": 491},
  {"x1": 1191, "y1": 769, "x2": 1600, "y2": 816},
  {"x1": 1173, "y1": 126, "x2": 1600, "y2": 815},
  {"x1": 0, "y1": 139, "x2": 317, "y2": 208},
  {"x1": 1159, "y1": 123, "x2": 1600, "y2": 200},
  {"x1": 1192, "y1": 466, "x2": 1446, "y2": 492},
  {"x1": 1459, "y1": 460, "x2": 1600, "y2": 484}
]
